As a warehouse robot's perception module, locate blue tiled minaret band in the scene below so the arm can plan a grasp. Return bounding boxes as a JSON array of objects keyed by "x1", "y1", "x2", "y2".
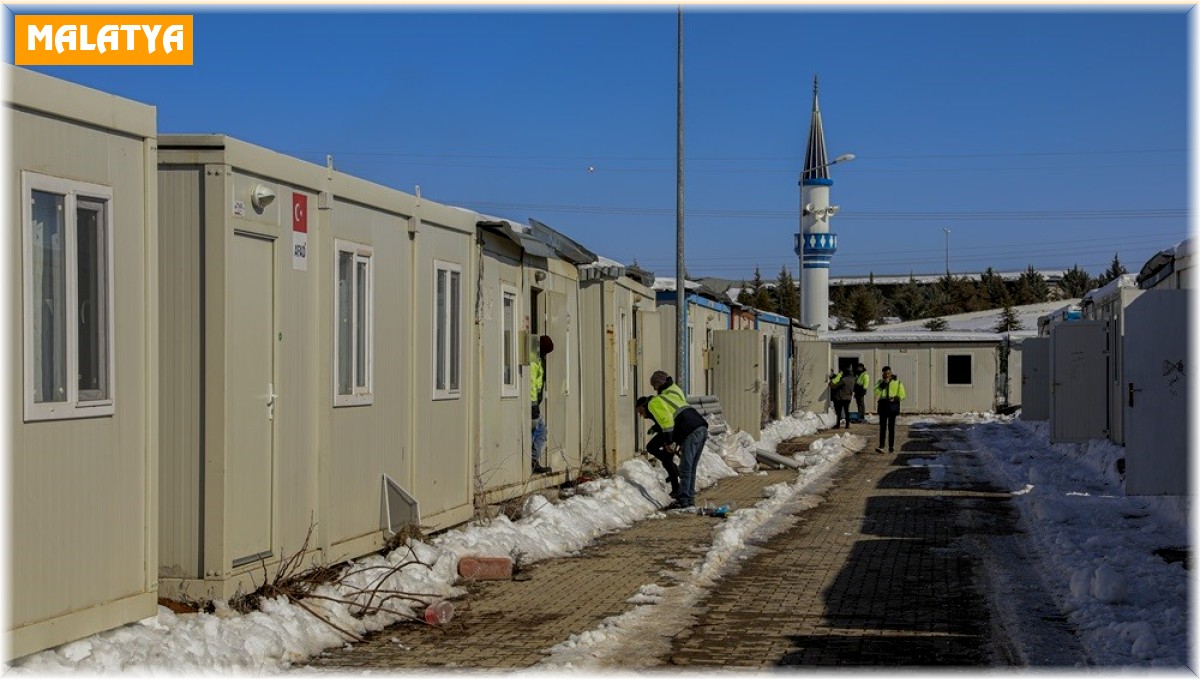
[{"x1": 796, "y1": 232, "x2": 838, "y2": 268}]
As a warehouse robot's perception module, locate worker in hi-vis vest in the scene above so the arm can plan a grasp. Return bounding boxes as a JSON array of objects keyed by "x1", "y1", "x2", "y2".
[
  {"x1": 635, "y1": 394, "x2": 681, "y2": 500},
  {"x1": 647, "y1": 370, "x2": 708, "y2": 511},
  {"x1": 873, "y1": 365, "x2": 906, "y2": 455},
  {"x1": 530, "y1": 335, "x2": 554, "y2": 474},
  {"x1": 854, "y1": 362, "x2": 870, "y2": 422}
]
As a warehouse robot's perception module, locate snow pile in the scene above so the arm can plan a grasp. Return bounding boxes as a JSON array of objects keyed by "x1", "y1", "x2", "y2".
[
  {"x1": 12, "y1": 413, "x2": 831, "y2": 673},
  {"x1": 968, "y1": 418, "x2": 1189, "y2": 667}
]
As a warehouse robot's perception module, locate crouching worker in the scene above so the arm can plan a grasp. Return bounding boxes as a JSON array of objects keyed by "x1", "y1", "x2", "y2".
[
  {"x1": 636, "y1": 396, "x2": 681, "y2": 500},
  {"x1": 649, "y1": 370, "x2": 708, "y2": 511}
]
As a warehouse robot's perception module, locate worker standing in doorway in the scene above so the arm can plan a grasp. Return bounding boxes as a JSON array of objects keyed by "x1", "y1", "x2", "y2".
[{"x1": 531, "y1": 335, "x2": 554, "y2": 474}]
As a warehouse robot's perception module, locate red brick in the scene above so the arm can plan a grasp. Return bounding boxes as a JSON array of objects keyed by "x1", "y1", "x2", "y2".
[{"x1": 458, "y1": 556, "x2": 513, "y2": 580}]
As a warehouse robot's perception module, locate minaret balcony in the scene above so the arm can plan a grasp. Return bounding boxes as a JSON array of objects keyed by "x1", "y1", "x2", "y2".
[{"x1": 795, "y1": 232, "x2": 838, "y2": 269}]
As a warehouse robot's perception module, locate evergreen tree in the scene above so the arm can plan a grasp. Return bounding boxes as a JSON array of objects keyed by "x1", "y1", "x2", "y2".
[
  {"x1": 1014, "y1": 266, "x2": 1050, "y2": 305},
  {"x1": 1059, "y1": 264, "x2": 1095, "y2": 298},
  {"x1": 774, "y1": 267, "x2": 800, "y2": 319},
  {"x1": 847, "y1": 286, "x2": 879, "y2": 332},
  {"x1": 993, "y1": 304, "x2": 1023, "y2": 333},
  {"x1": 924, "y1": 317, "x2": 948, "y2": 331},
  {"x1": 979, "y1": 267, "x2": 1008, "y2": 308},
  {"x1": 749, "y1": 267, "x2": 777, "y2": 312},
  {"x1": 736, "y1": 280, "x2": 754, "y2": 306},
  {"x1": 829, "y1": 285, "x2": 850, "y2": 328},
  {"x1": 890, "y1": 275, "x2": 930, "y2": 321},
  {"x1": 1096, "y1": 252, "x2": 1128, "y2": 287}
]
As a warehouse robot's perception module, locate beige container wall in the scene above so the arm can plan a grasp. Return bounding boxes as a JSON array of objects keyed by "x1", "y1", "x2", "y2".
[
  {"x1": 157, "y1": 135, "x2": 478, "y2": 598},
  {"x1": 757, "y1": 321, "x2": 789, "y2": 421},
  {"x1": 412, "y1": 217, "x2": 476, "y2": 529},
  {"x1": 794, "y1": 339, "x2": 831, "y2": 414},
  {"x1": 476, "y1": 236, "x2": 530, "y2": 500},
  {"x1": 657, "y1": 299, "x2": 729, "y2": 397},
  {"x1": 578, "y1": 281, "x2": 607, "y2": 467},
  {"x1": 323, "y1": 199, "x2": 413, "y2": 551},
  {"x1": 928, "y1": 346, "x2": 999, "y2": 413},
  {"x1": 539, "y1": 260, "x2": 583, "y2": 474},
  {"x1": 227, "y1": 169, "x2": 322, "y2": 568},
  {"x1": 712, "y1": 329, "x2": 763, "y2": 438},
  {"x1": 9, "y1": 66, "x2": 159, "y2": 658},
  {"x1": 157, "y1": 142, "x2": 329, "y2": 596},
  {"x1": 831, "y1": 342, "x2": 1003, "y2": 414},
  {"x1": 609, "y1": 284, "x2": 636, "y2": 464},
  {"x1": 1007, "y1": 342, "x2": 1023, "y2": 408},
  {"x1": 157, "y1": 164, "x2": 205, "y2": 579},
  {"x1": 628, "y1": 281, "x2": 660, "y2": 463}
]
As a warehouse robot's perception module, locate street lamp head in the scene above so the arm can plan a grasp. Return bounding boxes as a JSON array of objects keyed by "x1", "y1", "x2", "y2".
[{"x1": 833, "y1": 153, "x2": 856, "y2": 164}]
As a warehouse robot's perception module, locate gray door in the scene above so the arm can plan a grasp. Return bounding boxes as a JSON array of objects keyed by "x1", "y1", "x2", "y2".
[
  {"x1": 1050, "y1": 321, "x2": 1108, "y2": 443},
  {"x1": 1123, "y1": 290, "x2": 1189, "y2": 495},
  {"x1": 1020, "y1": 337, "x2": 1050, "y2": 420},
  {"x1": 228, "y1": 232, "x2": 275, "y2": 566},
  {"x1": 712, "y1": 330, "x2": 761, "y2": 437}
]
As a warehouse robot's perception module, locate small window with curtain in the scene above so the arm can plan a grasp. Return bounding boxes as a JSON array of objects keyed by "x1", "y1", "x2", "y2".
[
  {"x1": 947, "y1": 354, "x2": 972, "y2": 385},
  {"x1": 23, "y1": 172, "x2": 115, "y2": 421},
  {"x1": 334, "y1": 240, "x2": 373, "y2": 406}
]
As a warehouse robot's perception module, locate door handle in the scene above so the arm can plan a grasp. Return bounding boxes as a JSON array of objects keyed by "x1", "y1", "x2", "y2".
[
  {"x1": 267, "y1": 383, "x2": 278, "y2": 420},
  {"x1": 1128, "y1": 382, "x2": 1142, "y2": 408}
]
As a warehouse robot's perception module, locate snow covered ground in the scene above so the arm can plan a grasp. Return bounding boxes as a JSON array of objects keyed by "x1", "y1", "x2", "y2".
[
  {"x1": 954, "y1": 415, "x2": 1190, "y2": 667},
  {"x1": 10, "y1": 412, "x2": 1190, "y2": 671}
]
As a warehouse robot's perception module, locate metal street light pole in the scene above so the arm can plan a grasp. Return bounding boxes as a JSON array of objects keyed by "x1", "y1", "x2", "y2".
[
  {"x1": 675, "y1": 6, "x2": 687, "y2": 390},
  {"x1": 943, "y1": 227, "x2": 951, "y2": 274}
]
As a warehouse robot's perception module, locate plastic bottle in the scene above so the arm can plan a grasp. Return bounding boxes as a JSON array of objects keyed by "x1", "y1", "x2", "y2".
[{"x1": 423, "y1": 600, "x2": 455, "y2": 625}]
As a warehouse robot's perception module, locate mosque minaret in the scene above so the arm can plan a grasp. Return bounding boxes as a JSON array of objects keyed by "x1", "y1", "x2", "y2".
[{"x1": 796, "y1": 76, "x2": 844, "y2": 332}]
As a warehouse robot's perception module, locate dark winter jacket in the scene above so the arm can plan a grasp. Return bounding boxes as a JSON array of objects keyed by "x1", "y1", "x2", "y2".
[{"x1": 656, "y1": 377, "x2": 708, "y2": 444}]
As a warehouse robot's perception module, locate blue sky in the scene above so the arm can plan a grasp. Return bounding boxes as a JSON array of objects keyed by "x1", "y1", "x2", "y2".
[{"x1": 6, "y1": 6, "x2": 1190, "y2": 280}]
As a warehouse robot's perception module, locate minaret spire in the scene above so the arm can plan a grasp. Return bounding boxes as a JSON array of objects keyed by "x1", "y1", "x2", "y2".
[
  {"x1": 802, "y1": 75, "x2": 830, "y2": 182},
  {"x1": 794, "y1": 73, "x2": 844, "y2": 333}
]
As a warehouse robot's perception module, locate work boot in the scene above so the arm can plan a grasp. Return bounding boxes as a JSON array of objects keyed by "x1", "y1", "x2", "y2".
[
  {"x1": 532, "y1": 463, "x2": 551, "y2": 474},
  {"x1": 875, "y1": 447, "x2": 885, "y2": 454}
]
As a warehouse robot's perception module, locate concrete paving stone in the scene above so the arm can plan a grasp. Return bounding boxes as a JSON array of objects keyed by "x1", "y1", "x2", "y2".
[{"x1": 303, "y1": 423, "x2": 1085, "y2": 670}]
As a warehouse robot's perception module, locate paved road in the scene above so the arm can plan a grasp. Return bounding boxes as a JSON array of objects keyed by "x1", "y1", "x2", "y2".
[
  {"x1": 674, "y1": 422, "x2": 1022, "y2": 666},
  {"x1": 304, "y1": 420, "x2": 1088, "y2": 670}
]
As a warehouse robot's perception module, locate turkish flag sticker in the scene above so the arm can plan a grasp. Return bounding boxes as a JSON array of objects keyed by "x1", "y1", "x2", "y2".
[{"x1": 292, "y1": 193, "x2": 307, "y2": 233}]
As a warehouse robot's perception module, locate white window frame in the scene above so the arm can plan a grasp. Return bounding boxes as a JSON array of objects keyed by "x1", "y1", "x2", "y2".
[
  {"x1": 333, "y1": 239, "x2": 374, "y2": 406},
  {"x1": 946, "y1": 353, "x2": 974, "y2": 386},
  {"x1": 500, "y1": 284, "x2": 519, "y2": 398},
  {"x1": 433, "y1": 260, "x2": 462, "y2": 400},
  {"x1": 22, "y1": 171, "x2": 116, "y2": 422}
]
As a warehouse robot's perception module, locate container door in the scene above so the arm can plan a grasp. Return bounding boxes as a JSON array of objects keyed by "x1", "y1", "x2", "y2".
[
  {"x1": 882, "y1": 351, "x2": 920, "y2": 414},
  {"x1": 1123, "y1": 290, "x2": 1189, "y2": 495},
  {"x1": 794, "y1": 340, "x2": 830, "y2": 414},
  {"x1": 1049, "y1": 321, "x2": 1108, "y2": 443},
  {"x1": 228, "y1": 231, "x2": 275, "y2": 566},
  {"x1": 712, "y1": 330, "x2": 761, "y2": 437},
  {"x1": 635, "y1": 305, "x2": 662, "y2": 454},
  {"x1": 544, "y1": 290, "x2": 568, "y2": 466},
  {"x1": 1020, "y1": 337, "x2": 1050, "y2": 420}
]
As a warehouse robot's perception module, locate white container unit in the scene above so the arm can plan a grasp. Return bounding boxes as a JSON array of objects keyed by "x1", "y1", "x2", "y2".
[{"x1": 8, "y1": 66, "x2": 160, "y2": 658}]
